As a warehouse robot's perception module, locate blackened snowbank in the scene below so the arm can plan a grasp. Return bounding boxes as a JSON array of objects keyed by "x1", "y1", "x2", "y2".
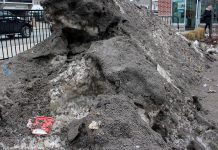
[{"x1": 0, "y1": 0, "x2": 218, "y2": 149}]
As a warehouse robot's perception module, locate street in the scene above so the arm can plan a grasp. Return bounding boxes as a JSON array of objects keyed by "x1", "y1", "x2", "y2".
[{"x1": 0, "y1": 23, "x2": 51, "y2": 59}]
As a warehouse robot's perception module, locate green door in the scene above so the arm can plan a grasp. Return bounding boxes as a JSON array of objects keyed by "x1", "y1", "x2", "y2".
[
  {"x1": 172, "y1": 0, "x2": 185, "y2": 24},
  {"x1": 186, "y1": 0, "x2": 197, "y2": 30}
]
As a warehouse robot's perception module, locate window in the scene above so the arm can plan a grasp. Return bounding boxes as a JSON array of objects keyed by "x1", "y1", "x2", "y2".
[
  {"x1": 172, "y1": 0, "x2": 185, "y2": 23},
  {"x1": 5, "y1": 0, "x2": 32, "y2": 3}
]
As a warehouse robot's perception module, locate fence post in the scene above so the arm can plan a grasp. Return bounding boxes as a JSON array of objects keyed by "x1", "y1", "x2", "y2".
[
  {"x1": 32, "y1": 17, "x2": 36, "y2": 27},
  {"x1": 177, "y1": 16, "x2": 179, "y2": 31}
]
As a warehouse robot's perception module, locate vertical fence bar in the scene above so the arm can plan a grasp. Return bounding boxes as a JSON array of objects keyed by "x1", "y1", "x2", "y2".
[
  {"x1": 38, "y1": 11, "x2": 42, "y2": 43},
  {"x1": 25, "y1": 31, "x2": 29, "y2": 51},
  {"x1": 31, "y1": 10, "x2": 35, "y2": 47},
  {"x1": 0, "y1": 35, "x2": 4, "y2": 59},
  {"x1": 49, "y1": 22, "x2": 51, "y2": 37},
  {"x1": 25, "y1": 11, "x2": 29, "y2": 51},
  {"x1": 21, "y1": 29, "x2": 25, "y2": 52},
  {"x1": 4, "y1": 35, "x2": 9, "y2": 58},
  {"x1": 2, "y1": 10, "x2": 7, "y2": 58},
  {"x1": 45, "y1": 21, "x2": 48, "y2": 39},
  {"x1": 6, "y1": 10, "x2": 13, "y2": 57},
  {"x1": 0, "y1": 9, "x2": 51, "y2": 60},
  {"x1": 28, "y1": 10, "x2": 32, "y2": 49},
  {"x1": 16, "y1": 10, "x2": 20, "y2": 54},
  {"x1": 35, "y1": 11, "x2": 39, "y2": 45},
  {"x1": 0, "y1": 10, "x2": 4, "y2": 59},
  {"x1": 8, "y1": 10, "x2": 14, "y2": 58},
  {"x1": 13, "y1": 16, "x2": 17, "y2": 56},
  {"x1": 5, "y1": 34, "x2": 9, "y2": 59},
  {"x1": 42, "y1": 12, "x2": 45, "y2": 41},
  {"x1": 17, "y1": 30, "x2": 21, "y2": 53}
]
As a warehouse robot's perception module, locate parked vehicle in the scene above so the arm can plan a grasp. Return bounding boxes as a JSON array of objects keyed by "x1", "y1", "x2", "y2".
[{"x1": 0, "y1": 11, "x2": 33, "y2": 38}]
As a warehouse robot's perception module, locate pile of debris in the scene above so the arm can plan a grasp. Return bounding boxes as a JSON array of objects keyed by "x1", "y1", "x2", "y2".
[
  {"x1": 1, "y1": 0, "x2": 218, "y2": 149},
  {"x1": 203, "y1": 36, "x2": 218, "y2": 45}
]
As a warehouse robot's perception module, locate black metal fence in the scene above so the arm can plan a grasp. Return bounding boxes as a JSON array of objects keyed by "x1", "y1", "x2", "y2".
[{"x1": 0, "y1": 9, "x2": 51, "y2": 60}]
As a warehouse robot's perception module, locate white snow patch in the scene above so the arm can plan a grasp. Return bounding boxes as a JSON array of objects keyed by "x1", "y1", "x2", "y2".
[
  {"x1": 50, "y1": 57, "x2": 88, "y2": 84},
  {"x1": 196, "y1": 137, "x2": 210, "y2": 150},
  {"x1": 47, "y1": 58, "x2": 92, "y2": 148},
  {"x1": 58, "y1": 16, "x2": 99, "y2": 36},
  {"x1": 207, "y1": 48, "x2": 218, "y2": 54},
  {"x1": 137, "y1": 108, "x2": 149, "y2": 125},
  {"x1": 192, "y1": 40, "x2": 204, "y2": 58},
  {"x1": 88, "y1": 121, "x2": 102, "y2": 130},
  {"x1": 176, "y1": 32, "x2": 190, "y2": 42},
  {"x1": 31, "y1": 4, "x2": 43, "y2": 10},
  {"x1": 50, "y1": 55, "x2": 67, "y2": 68},
  {"x1": 53, "y1": 103, "x2": 89, "y2": 133},
  {"x1": 157, "y1": 64, "x2": 181, "y2": 93},
  {"x1": 113, "y1": 0, "x2": 125, "y2": 14}
]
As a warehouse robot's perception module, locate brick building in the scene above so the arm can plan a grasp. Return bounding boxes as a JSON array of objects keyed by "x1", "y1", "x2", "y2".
[{"x1": 158, "y1": 0, "x2": 172, "y2": 16}]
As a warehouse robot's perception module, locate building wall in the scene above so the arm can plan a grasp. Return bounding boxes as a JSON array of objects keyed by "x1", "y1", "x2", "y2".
[
  {"x1": 0, "y1": 0, "x2": 33, "y2": 9},
  {"x1": 153, "y1": 0, "x2": 158, "y2": 12},
  {"x1": 34, "y1": 0, "x2": 41, "y2": 5},
  {"x1": 131, "y1": 0, "x2": 159, "y2": 12},
  {"x1": 158, "y1": 0, "x2": 172, "y2": 16},
  {"x1": 0, "y1": 3, "x2": 32, "y2": 9}
]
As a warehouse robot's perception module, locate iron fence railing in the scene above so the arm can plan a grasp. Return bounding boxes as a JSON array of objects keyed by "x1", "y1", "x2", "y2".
[
  {"x1": 159, "y1": 16, "x2": 180, "y2": 30},
  {"x1": 0, "y1": 9, "x2": 51, "y2": 60},
  {"x1": 159, "y1": 16, "x2": 172, "y2": 26}
]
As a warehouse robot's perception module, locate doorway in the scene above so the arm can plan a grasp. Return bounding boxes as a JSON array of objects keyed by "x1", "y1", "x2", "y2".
[{"x1": 185, "y1": 0, "x2": 197, "y2": 30}]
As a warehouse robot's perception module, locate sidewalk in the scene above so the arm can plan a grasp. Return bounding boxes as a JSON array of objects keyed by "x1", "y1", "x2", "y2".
[{"x1": 193, "y1": 55, "x2": 218, "y2": 124}]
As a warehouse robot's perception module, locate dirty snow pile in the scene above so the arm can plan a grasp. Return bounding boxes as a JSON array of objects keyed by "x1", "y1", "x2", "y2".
[{"x1": 1, "y1": 0, "x2": 218, "y2": 149}]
